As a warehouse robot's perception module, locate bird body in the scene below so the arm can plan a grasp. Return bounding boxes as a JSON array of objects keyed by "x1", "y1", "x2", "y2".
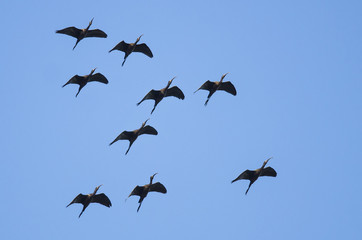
[
  {"x1": 56, "y1": 18, "x2": 107, "y2": 50},
  {"x1": 195, "y1": 73, "x2": 237, "y2": 105},
  {"x1": 109, "y1": 119, "x2": 158, "y2": 155},
  {"x1": 62, "y1": 68, "x2": 108, "y2": 97},
  {"x1": 109, "y1": 35, "x2": 153, "y2": 66},
  {"x1": 231, "y1": 157, "x2": 277, "y2": 195},
  {"x1": 67, "y1": 185, "x2": 112, "y2": 218},
  {"x1": 127, "y1": 173, "x2": 167, "y2": 212},
  {"x1": 137, "y1": 77, "x2": 185, "y2": 114}
]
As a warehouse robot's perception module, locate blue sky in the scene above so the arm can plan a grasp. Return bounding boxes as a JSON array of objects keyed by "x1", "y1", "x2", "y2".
[{"x1": 1, "y1": 0, "x2": 362, "y2": 239}]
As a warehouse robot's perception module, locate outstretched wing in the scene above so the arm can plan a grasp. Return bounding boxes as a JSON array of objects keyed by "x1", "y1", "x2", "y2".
[
  {"x1": 260, "y1": 167, "x2": 277, "y2": 177},
  {"x1": 56, "y1": 27, "x2": 82, "y2": 38},
  {"x1": 128, "y1": 186, "x2": 145, "y2": 197},
  {"x1": 231, "y1": 170, "x2": 255, "y2": 183},
  {"x1": 91, "y1": 193, "x2": 112, "y2": 207},
  {"x1": 89, "y1": 73, "x2": 108, "y2": 84},
  {"x1": 137, "y1": 90, "x2": 160, "y2": 105},
  {"x1": 109, "y1": 41, "x2": 129, "y2": 53},
  {"x1": 219, "y1": 81, "x2": 237, "y2": 95},
  {"x1": 109, "y1": 131, "x2": 134, "y2": 145},
  {"x1": 67, "y1": 194, "x2": 87, "y2": 207},
  {"x1": 134, "y1": 43, "x2": 153, "y2": 58},
  {"x1": 85, "y1": 29, "x2": 107, "y2": 38},
  {"x1": 165, "y1": 86, "x2": 185, "y2": 99},
  {"x1": 195, "y1": 80, "x2": 214, "y2": 93},
  {"x1": 62, "y1": 75, "x2": 83, "y2": 87},
  {"x1": 139, "y1": 125, "x2": 158, "y2": 136},
  {"x1": 149, "y1": 182, "x2": 167, "y2": 194}
]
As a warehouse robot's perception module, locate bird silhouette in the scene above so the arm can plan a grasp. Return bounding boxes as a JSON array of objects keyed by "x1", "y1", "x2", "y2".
[
  {"x1": 195, "y1": 73, "x2": 236, "y2": 105},
  {"x1": 137, "y1": 77, "x2": 185, "y2": 114},
  {"x1": 56, "y1": 18, "x2": 107, "y2": 50},
  {"x1": 109, "y1": 119, "x2": 158, "y2": 155},
  {"x1": 62, "y1": 68, "x2": 108, "y2": 97},
  {"x1": 231, "y1": 157, "x2": 277, "y2": 195},
  {"x1": 127, "y1": 173, "x2": 167, "y2": 212},
  {"x1": 67, "y1": 185, "x2": 111, "y2": 218},
  {"x1": 109, "y1": 34, "x2": 153, "y2": 66}
]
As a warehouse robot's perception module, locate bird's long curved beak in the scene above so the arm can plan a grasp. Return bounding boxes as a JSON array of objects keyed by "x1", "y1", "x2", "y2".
[
  {"x1": 90, "y1": 18, "x2": 94, "y2": 25},
  {"x1": 265, "y1": 157, "x2": 273, "y2": 164}
]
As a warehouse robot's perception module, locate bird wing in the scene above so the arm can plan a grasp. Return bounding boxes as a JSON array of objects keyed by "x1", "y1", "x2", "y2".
[
  {"x1": 165, "y1": 86, "x2": 185, "y2": 99},
  {"x1": 109, "y1": 41, "x2": 129, "y2": 52},
  {"x1": 149, "y1": 182, "x2": 167, "y2": 194},
  {"x1": 260, "y1": 167, "x2": 277, "y2": 177},
  {"x1": 109, "y1": 131, "x2": 134, "y2": 145},
  {"x1": 139, "y1": 125, "x2": 158, "y2": 136},
  {"x1": 134, "y1": 43, "x2": 153, "y2": 58},
  {"x1": 56, "y1": 27, "x2": 82, "y2": 38},
  {"x1": 62, "y1": 75, "x2": 83, "y2": 87},
  {"x1": 91, "y1": 193, "x2": 112, "y2": 207},
  {"x1": 195, "y1": 80, "x2": 214, "y2": 92},
  {"x1": 219, "y1": 81, "x2": 237, "y2": 95},
  {"x1": 85, "y1": 29, "x2": 107, "y2": 38},
  {"x1": 137, "y1": 90, "x2": 160, "y2": 105},
  {"x1": 231, "y1": 170, "x2": 255, "y2": 183},
  {"x1": 128, "y1": 186, "x2": 144, "y2": 197},
  {"x1": 67, "y1": 194, "x2": 87, "y2": 207},
  {"x1": 89, "y1": 73, "x2": 109, "y2": 84}
]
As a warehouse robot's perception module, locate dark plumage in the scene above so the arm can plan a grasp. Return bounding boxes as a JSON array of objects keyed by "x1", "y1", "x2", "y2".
[
  {"x1": 137, "y1": 77, "x2": 185, "y2": 114},
  {"x1": 195, "y1": 73, "x2": 237, "y2": 105},
  {"x1": 109, "y1": 34, "x2": 153, "y2": 66},
  {"x1": 109, "y1": 119, "x2": 158, "y2": 155},
  {"x1": 56, "y1": 18, "x2": 107, "y2": 50},
  {"x1": 231, "y1": 157, "x2": 277, "y2": 195},
  {"x1": 62, "y1": 68, "x2": 108, "y2": 97},
  {"x1": 127, "y1": 173, "x2": 167, "y2": 212},
  {"x1": 67, "y1": 185, "x2": 111, "y2": 218}
]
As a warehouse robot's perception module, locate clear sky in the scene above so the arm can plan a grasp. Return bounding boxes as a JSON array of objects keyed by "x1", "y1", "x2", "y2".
[{"x1": 1, "y1": 0, "x2": 362, "y2": 239}]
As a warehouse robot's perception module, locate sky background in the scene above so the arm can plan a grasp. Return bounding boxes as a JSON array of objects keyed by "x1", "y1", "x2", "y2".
[{"x1": 1, "y1": 0, "x2": 362, "y2": 239}]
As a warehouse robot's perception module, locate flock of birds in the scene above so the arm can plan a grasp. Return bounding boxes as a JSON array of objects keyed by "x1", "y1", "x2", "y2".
[{"x1": 56, "y1": 18, "x2": 278, "y2": 217}]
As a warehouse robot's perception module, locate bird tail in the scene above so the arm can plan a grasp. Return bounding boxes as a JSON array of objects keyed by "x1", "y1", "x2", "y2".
[
  {"x1": 122, "y1": 59, "x2": 126, "y2": 66},
  {"x1": 137, "y1": 202, "x2": 143, "y2": 212}
]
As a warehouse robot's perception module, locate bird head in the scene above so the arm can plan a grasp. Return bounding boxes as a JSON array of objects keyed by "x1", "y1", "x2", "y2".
[
  {"x1": 94, "y1": 184, "x2": 103, "y2": 194},
  {"x1": 136, "y1": 34, "x2": 143, "y2": 43},
  {"x1": 167, "y1": 77, "x2": 176, "y2": 87},
  {"x1": 150, "y1": 173, "x2": 158, "y2": 181},
  {"x1": 262, "y1": 157, "x2": 273, "y2": 168},
  {"x1": 220, "y1": 72, "x2": 229, "y2": 82},
  {"x1": 142, "y1": 118, "x2": 150, "y2": 127}
]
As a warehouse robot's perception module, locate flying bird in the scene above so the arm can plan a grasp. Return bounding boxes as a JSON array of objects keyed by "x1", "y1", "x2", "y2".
[
  {"x1": 127, "y1": 173, "x2": 167, "y2": 212},
  {"x1": 231, "y1": 157, "x2": 277, "y2": 195},
  {"x1": 194, "y1": 73, "x2": 236, "y2": 105},
  {"x1": 109, "y1": 34, "x2": 153, "y2": 66},
  {"x1": 137, "y1": 77, "x2": 185, "y2": 114},
  {"x1": 62, "y1": 68, "x2": 108, "y2": 97},
  {"x1": 66, "y1": 185, "x2": 112, "y2": 218},
  {"x1": 56, "y1": 18, "x2": 107, "y2": 50},
  {"x1": 109, "y1": 119, "x2": 158, "y2": 155}
]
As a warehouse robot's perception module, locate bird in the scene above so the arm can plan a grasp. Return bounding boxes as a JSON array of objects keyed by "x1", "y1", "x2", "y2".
[
  {"x1": 127, "y1": 173, "x2": 167, "y2": 212},
  {"x1": 62, "y1": 68, "x2": 108, "y2": 97},
  {"x1": 66, "y1": 185, "x2": 112, "y2": 218},
  {"x1": 56, "y1": 18, "x2": 107, "y2": 50},
  {"x1": 194, "y1": 73, "x2": 237, "y2": 105},
  {"x1": 109, "y1": 119, "x2": 158, "y2": 155},
  {"x1": 137, "y1": 77, "x2": 185, "y2": 114},
  {"x1": 109, "y1": 34, "x2": 153, "y2": 66},
  {"x1": 231, "y1": 157, "x2": 277, "y2": 195}
]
